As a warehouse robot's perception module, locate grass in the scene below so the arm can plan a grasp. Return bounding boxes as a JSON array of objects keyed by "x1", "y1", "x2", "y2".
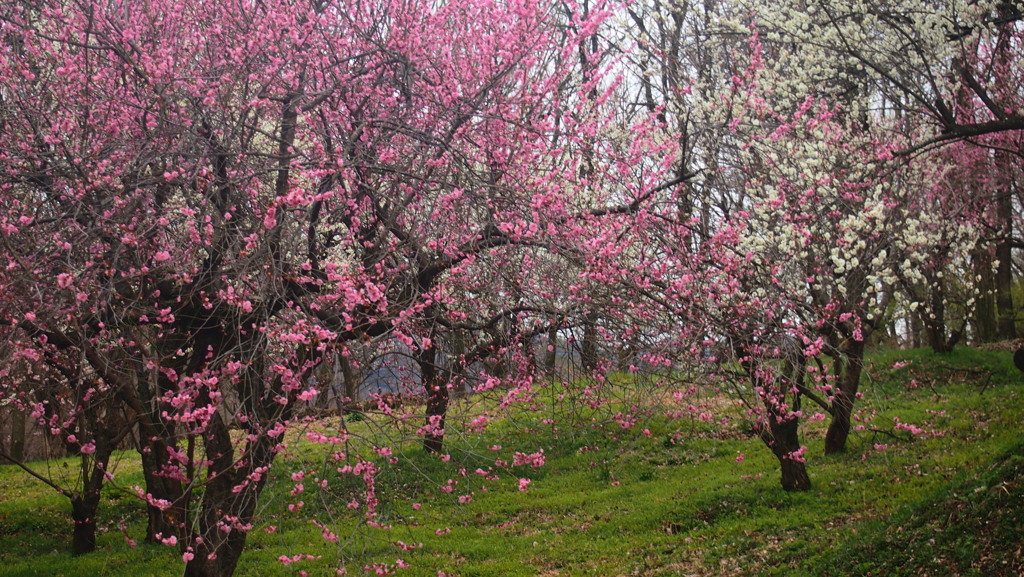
[{"x1": 1, "y1": 346, "x2": 1022, "y2": 576}]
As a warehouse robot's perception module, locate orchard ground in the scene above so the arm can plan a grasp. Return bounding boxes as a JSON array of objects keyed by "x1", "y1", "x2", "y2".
[{"x1": 2, "y1": 346, "x2": 1022, "y2": 577}]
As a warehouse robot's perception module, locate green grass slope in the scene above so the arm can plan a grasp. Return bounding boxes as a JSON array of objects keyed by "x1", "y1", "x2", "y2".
[
  {"x1": 810, "y1": 439, "x2": 1024, "y2": 577},
  {"x1": 0, "y1": 346, "x2": 1021, "y2": 576}
]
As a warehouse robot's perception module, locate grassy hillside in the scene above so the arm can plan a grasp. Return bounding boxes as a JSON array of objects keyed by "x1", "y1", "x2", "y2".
[{"x1": 1, "y1": 346, "x2": 1021, "y2": 576}]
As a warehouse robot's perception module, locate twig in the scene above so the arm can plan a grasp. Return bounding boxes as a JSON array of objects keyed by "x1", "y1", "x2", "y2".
[{"x1": 0, "y1": 451, "x2": 73, "y2": 498}]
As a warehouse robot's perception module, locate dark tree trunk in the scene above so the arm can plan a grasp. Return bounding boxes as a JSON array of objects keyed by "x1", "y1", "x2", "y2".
[
  {"x1": 67, "y1": 405, "x2": 129, "y2": 556},
  {"x1": 419, "y1": 344, "x2": 448, "y2": 454},
  {"x1": 909, "y1": 308, "x2": 922, "y2": 349},
  {"x1": 134, "y1": 367, "x2": 187, "y2": 545},
  {"x1": 924, "y1": 273, "x2": 955, "y2": 353},
  {"x1": 759, "y1": 416, "x2": 811, "y2": 492},
  {"x1": 544, "y1": 324, "x2": 558, "y2": 375},
  {"x1": 9, "y1": 407, "x2": 25, "y2": 463},
  {"x1": 183, "y1": 414, "x2": 272, "y2": 577},
  {"x1": 824, "y1": 338, "x2": 866, "y2": 455},
  {"x1": 825, "y1": 399, "x2": 852, "y2": 456},
  {"x1": 335, "y1": 352, "x2": 358, "y2": 414},
  {"x1": 994, "y1": 147, "x2": 1017, "y2": 340},
  {"x1": 70, "y1": 492, "x2": 100, "y2": 555},
  {"x1": 996, "y1": 226, "x2": 1016, "y2": 340},
  {"x1": 140, "y1": 436, "x2": 186, "y2": 544},
  {"x1": 737, "y1": 342, "x2": 811, "y2": 492},
  {"x1": 580, "y1": 314, "x2": 598, "y2": 371},
  {"x1": 182, "y1": 322, "x2": 300, "y2": 577},
  {"x1": 972, "y1": 245, "x2": 998, "y2": 343}
]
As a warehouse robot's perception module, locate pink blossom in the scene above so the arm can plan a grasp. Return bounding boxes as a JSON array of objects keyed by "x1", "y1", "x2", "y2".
[
  {"x1": 784, "y1": 446, "x2": 808, "y2": 463},
  {"x1": 512, "y1": 450, "x2": 545, "y2": 468}
]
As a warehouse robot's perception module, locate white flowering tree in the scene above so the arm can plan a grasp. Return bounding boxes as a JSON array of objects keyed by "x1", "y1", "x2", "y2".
[
  {"x1": 735, "y1": 0, "x2": 1024, "y2": 342},
  {"x1": 609, "y1": 2, "x2": 999, "y2": 488}
]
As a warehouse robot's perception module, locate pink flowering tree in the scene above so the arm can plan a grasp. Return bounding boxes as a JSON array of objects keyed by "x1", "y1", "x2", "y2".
[{"x1": 0, "y1": 0, "x2": 677, "y2": 573}]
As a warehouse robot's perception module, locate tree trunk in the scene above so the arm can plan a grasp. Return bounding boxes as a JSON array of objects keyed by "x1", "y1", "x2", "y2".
[
  {"x1": 335, "y1": 352, "x2": 358, "y2": 414},
  {"x1": 69, "y1": 407, "x2": 127, "y2": 556},
  {"x1": 909, "y1": 307, "x2": 922, "y2": 349},
  {"x1": 824, "y1": 398, "x2": 852, "y2": 456},
  {"x1": 183, "y1": 414, "x2": 271, "y2": 577},
  {"x1": 924, "y1": 274, "x2": 954, "y2": 353},
  {"x1": 140, "y1": 436, "x2": 186, "y2": 544},
  {"x1": 824, "y1": 338, "x2": 866, "y2": 455},
  {"x1": 183, "y1": 324, "x2": 296, "y2": 577},
  {"x1": 735, "y1": 341, "x2": 812, "y2": 492},
  {"x1": 134, "y1": 367, "x2": 187, "y2": 545},
  {"x1": 759, "y1": 416, "x2": 811, "y2": 492},
  {"x1": 544, "y1": 324, "x2": 558, "y2": 375},
  {"x1": 995, "y1": 232, "x2": 1011, "y2": 340},
  {"x1": 972, "y1": 244, "x2": 998, "y2": 343},
  {"x1": 9, "y1": 407, "x2": 25, "y2": 463},
  {"x1": 778, "y1": 457, "x2": 811, "y2": 492},
  {"x1": 419, "y1": 344, "x2": 448, "y2": 454},
  {"x1": 70, "y1": 492, "x2": 100, "y2": 555},
  {"x1": 617, "y1": 333, "x2": 638, "y2": 372},
  {"x1": 995, "y1": 155, "x2": 1011, "y2": 340},
  {"x1": 580, "y1": 314, "x2": 598, "y2": 371}
]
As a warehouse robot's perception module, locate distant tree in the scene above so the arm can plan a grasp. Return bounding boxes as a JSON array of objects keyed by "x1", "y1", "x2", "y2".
[{"x1": 0, "y1": 331, "x2": 134, "y2": 554}]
